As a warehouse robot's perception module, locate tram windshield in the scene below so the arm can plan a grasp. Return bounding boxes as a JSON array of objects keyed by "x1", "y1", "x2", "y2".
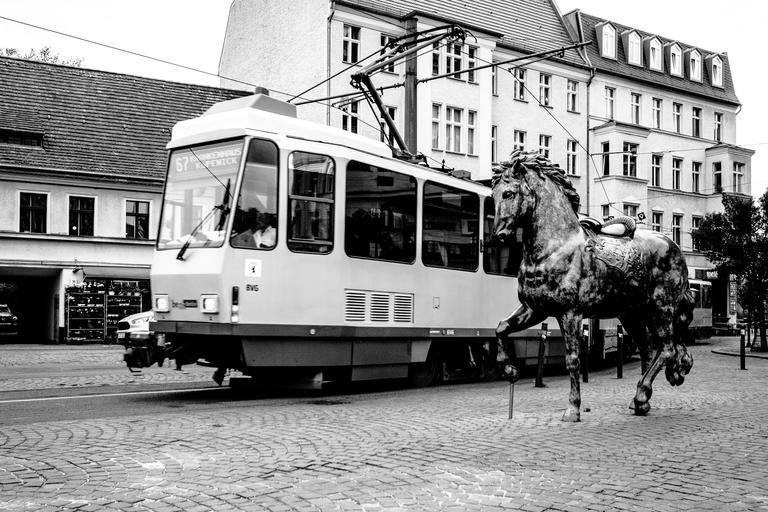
[{"x1": 158, "y1": 139, "x2": 244, "y2": 250}]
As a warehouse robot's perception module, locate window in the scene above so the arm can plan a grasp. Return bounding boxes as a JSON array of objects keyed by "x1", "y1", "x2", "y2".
[
  {"x1": 692, "y1": 216, "x2": 702, "y2": 250},
  {"x1": 345, "y1": 161, "x2": 416, "y2": 262},
  {"x1": 628, "y1": 32, "x2": 641, "y2": 65},
  {"x1": 445, "y1": 107, "x2": 463, "y2": 152},
  {"x1": 422, "y1": 182, "x2": 479, "y2": 271},
  {"x1": 692, "y1": 161, "x2": 701, "y2": 193},
  {"x1": 692, "y1": 107, "x2": 701, "y2": 138},
  {"x1": 652, "y1": 212, "x2": 663, "y2": 232},
  {"x1": 631, "y1": 93, "x2": 641, "y2": 124},
  {"x1": 126, "y1": 200, "x2": 149, "y2": 239},
  {"x1": 602, "y1": 24, "x2": 616, "y2": 58},
  {"x1": 567, "y1": 80, "x2": 578, "y2": 112},
  {"x1": 733, "y1": 162, "x2": 744, "y2": 193},
  {"x1": 672, "y1": 214, "x2": 682, "y2": 245},
  {"x1": 381, "y1": 106, "x2": 397, "y2": 144},
  {"x1": 690, "y1": 50, "x2": 701, "y2": 81},
  {"x1": 467, "y1": 111, "x2": 476, "y2": 155},
  {"x1": 287, "y1": 152, "x2": 335, "y2": 253},
  {"x1": 538, "y1": 134, "x2": 551, "y2": 159},
  {"x1": 341, "y1": 100, "x2": 359, "y2": 134},
  {"x1": 432, "y1": 42, "x2": 440, "y2": 75},
  {"x1": 714, "y1": 112, "x2": 723, "y2": 142},
  {"x1": 623, "y1": 142, "x2": 638, "y2": 177},
  {"x1": 670, "y1": 44, "x2": 682, "y2": 76},
  {"x1": 672, "y1": 102, "x2": 682, "y2": 133},
  {"x1": 713, "y1": 162, "x2": 722, "y2": 193},
  {"x1": 623, "y1": 204, "x2": 638, "y2": 217},
  {"x1": 649, "y1": 39, "x2": 662, "y2": 70},
  {"x1": 605, "y1": 87, "x2": 615, "y2": 120},
  {"x1": 431, "y1": 104, "x2": 441, "y2": 149},
  {"x1": 380, "y1": 34, "x2": 396, "y2": 73},
  {"x1": 601, "y1": 204, "x2": 611, "y2": 221},
  {"x1": 342, "y1": 24, "x2": 360, "y2": 64},
  {"x1": 566, "y1": 140, "x2": 578, "y2": 175},
  {"x1": 491, "y1": 65, "x2": 498, "y2": 95},
  {"x1": 513, "y1": 68, "x2": 526, "y2": 101},
  {"x1": 601, "y1": 141, "x2": 610, "y2": 175},
  {"x1": 711, "y1": 56, "x2": 723, "y2": 87},
  {"x1": 513, "y1": 130, "x2": 526, "y2": 152},
  {"x1": 539, "y1": 74, "x2": 551, "y2": 106},
  {"x1": 484, "y1": 197, "x2": 522, "y2": 276},
  {"x1": 672, "y1": 158, "x2": 682, "y2": 190},
  {"x1": 652, "y1": 98, "x2": 662, "y2": 129},
  {"x1": 0, "y1": 129, "x2": 43, "y2": 147},
  {"x1": 491, "y1": 125, "x2": 498, "y2": 163},
  {"x1": 20, "y1": 192, "x2": 47, "y2": 233},
  {"x1": 651, "y1": 154, "x2": 662, "y2": 187},
  {"x1": 446, "y1": 42, "x2": 463, "y2": 79},
  {"x1": 69, "y1": 196, "x2": 94, "y2": 236},
  {"x1": 467, "y1": 47, "x2": 477, "y2": 83}
]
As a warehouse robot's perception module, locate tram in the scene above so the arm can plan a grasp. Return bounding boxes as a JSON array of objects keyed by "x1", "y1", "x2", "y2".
[
  {"x1": 688, "y1": 279, "x2": 713, "y2": 340},
  {"x1": 127, "y1": 92, "x2": 568, "y2": 386}
]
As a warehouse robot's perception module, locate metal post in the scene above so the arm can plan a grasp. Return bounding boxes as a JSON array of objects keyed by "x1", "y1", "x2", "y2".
[
  {"x1": 740, "y1": 328, "x2": 746, "y2": 370},
  {"x1": 508, "y1": 381, "x2": 515, "y2": 419},
  {"x1": 581, "y1": 323, "x2": 589, "y2": 383},
  {"x1": 616, "y1": 325, "x2": 624, "y2": 379},
  {"x1": 535, "y1": 323, "x2": 548, "y2": 388}
]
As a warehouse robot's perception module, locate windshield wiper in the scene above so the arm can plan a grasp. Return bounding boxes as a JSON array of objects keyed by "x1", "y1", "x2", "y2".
[{"x1": 176, "y1": 179, "x2": 231, "y2": 261}]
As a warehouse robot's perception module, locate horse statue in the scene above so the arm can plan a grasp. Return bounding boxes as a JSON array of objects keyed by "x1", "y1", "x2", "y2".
[{"x1": 491, "y1": 150, "x2": 694, "y2": 422}]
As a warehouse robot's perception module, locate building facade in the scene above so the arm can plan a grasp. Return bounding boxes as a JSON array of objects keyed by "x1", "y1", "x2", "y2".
[{"x1": 0, "y1": 57, "x2": 245, "y2": 342}]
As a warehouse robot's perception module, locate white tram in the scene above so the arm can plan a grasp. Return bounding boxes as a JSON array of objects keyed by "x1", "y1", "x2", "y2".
[
  {"x1": 138, "y1": 93, "x2": 564, "y2": 386},
  {"x1": 688, "y1": 279, "x2": 713, "y2": 340}
]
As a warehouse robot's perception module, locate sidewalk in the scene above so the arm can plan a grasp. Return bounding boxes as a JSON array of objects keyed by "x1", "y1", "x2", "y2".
[{"x1": 707, "y1": 334, "x2": 768, "y2": 359}]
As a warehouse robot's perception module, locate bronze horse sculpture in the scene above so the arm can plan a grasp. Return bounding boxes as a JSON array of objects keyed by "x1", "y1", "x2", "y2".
[{"x1": 492, "y1": 150, "x2": 694, "y2": 422}]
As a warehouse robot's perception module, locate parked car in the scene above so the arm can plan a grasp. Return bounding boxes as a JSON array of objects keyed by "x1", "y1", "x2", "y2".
[
  {"x1": 0, "y1": 304, "x2": 18, "y2": 336},
  {"x1": 116, "y1": 310, "x2": 154, "y2": 342},
  {"x1": 118, "y1": 310, "x2": 166, "y2": 369}
]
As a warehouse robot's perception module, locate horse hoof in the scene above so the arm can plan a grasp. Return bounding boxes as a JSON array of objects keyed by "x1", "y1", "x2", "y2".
[
  {"x1": 634, "y1": 401, "x2": 650, "y2": 416},
  {"x1": 561, "y1": 409, "x2": 581, "y2": 422}
]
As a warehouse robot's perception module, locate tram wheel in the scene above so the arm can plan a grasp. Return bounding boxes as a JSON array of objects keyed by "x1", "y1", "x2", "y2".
[{"x1": 408, "y1": 351, "x2": 440, "y2": 387}]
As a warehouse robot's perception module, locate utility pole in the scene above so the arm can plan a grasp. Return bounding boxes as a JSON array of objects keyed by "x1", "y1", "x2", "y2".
[{"x1": 404, "y1": 17, "x2": 418, "y2": 154}]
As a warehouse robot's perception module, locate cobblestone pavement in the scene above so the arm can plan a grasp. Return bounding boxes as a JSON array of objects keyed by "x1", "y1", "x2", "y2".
[{"x1": 1, "y1": 337, "x2": 767, "y2": 511}]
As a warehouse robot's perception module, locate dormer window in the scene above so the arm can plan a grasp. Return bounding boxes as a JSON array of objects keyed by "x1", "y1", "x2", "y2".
[
  {"x1": 649, "y1": 38, "x2": 662, "y2": 70},
  {"x1": 669, "y1": 44, "x2": 682, "y2": 76},
  {"x1": 628, "y1": 32, "x2": 642, "y2": 65},
  {"x1": 689, "y1": 50, "x2": 702, "y2": 81},
  {"x1": 0, "y1": 129, "x2": 44, "y2": 148},
  {"x1": 601, "y1": 24, "x2": 616, "y2": 59},
  {"x1": 712, "y1": 55, "x2": 723, "y2": 87}
]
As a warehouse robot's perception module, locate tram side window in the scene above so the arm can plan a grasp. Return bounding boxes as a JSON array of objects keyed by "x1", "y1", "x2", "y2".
[
  {"x1": 483, "y1": 196, "x2": 523, "y2": 276},
  {"x1": 288, "y1": 152, "x2": 335, "y2": 253},
  {"x1": 422, "y1": 182, "x2": 479, "y2": 271},
  {"x1": 345, "y1": 161, "x2": 416, "y2": 262},
  {"x1": 231, "y1": 139, "x2": 279, "y2": 249}
]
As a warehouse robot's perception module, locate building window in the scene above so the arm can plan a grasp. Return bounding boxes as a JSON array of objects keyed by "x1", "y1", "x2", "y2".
[
  {"x1": 692, "y1": 161, "x2": 701, "y2": 193},
  {"x1": 446, "y1": 42, "x2": 463, "y2": 79},
  {"x1": 649, "y1": 39, "x2": 662, "y2": 70},
  {"x1": 69, "y1": 196, "x2": 94, "y2": 236},
  {"x1": 628, "y1": 32, "x2": 641, "y2": 65},
  {"x1": 538, "y1": 134, "x2": 551, "y2": 159},
  {"x1": 566, "y1": 139, "x2": 578, "y2": 175},
  {"x1": 491, "y1": 65, "x2": 498, "y2": 96},
  {"x1": 623, "y1": 142, "x2": 638, "y2": 177},
  {"x1": 467, "y1": 47, "x2": 477, "y2": 83},
  {"x1": 692, "y1": 216, "x2": 702, "y2": 250},
  {"x1": 513, "y1": 68, "x2": 526, "y2": 101},
  {"x1": 20, "y1": 192, "x2": 47, "y2": 233},
  {"x1": 652, "y1": 98, "x2": 662, "y2": 129},
  {"x1": 605, "y1": 87, "x2": 615, "y2": 120},
  {"x1": 467, "y1": 111, "x2": 476, "y2": 155},
  {"x1": 287, "y1": 152, "x2": 335, "y2": 254},
  {"x1": 652, "y1": 212, "x2": 663, "y2": 232},
  {"x1": 713, "y1": 162, "x2": 722, "y2": 193},
  {"x1": 342, "y1": 24, "x2": 360, "y2": 64},
  {"x1": 432, "y1": 42, "x2": 440, "y2": 75},
  {"x1": 126, "y1": 200, "x2": 149, "y2": 239},
  {"x1": 445, "y1": 106, "x2": 462, "y2": 152},
  {"x1": 651, "y1": 154, "x2": 662, "y2": 187},
  {"x1": 690, "y1": 50, "x2": 701, "y2": 81},
  {"x1": 539, "y1": 74, "x2": 551, "y2": 106},
  {"x1": 513, "y1": 130, "x2": 526, "y2": 152},
  {"x1": 672, "y1": 214, "x2": 682, "y2": 245},
  {"x1": 670, "y1": 44, "x2": 682, "y2": 76},
  {"x1": 631, "y1": 93, "x2": 641, "y2": 124},
  {"x1": 712, "y1": 56, "x2": 723, "y2": 87},
  {"x1": 567, "y1": 80, "x2": 578, "y2": 112},
  {"x1": 422, "y1": 182, "x2": 479, "y2": 271},
  {"x1": 380, "y1": 34, "x2": 396, "y2": 73},
  {"x1": 602, "y1": 24, "x2": 616, "y2": 58},
  {"x1": 733, "y1": 162, "x2": 744, "y2": 193},
  {"x1": 672, "y1": 158, "x2": 682, "y2": 190},
  {"x1": 380, "y1": 106, "x2": 397, "y2": 144},
  {"x1": 692, "y1": 107, "x2": 701, "y2": 138},
  {"x1": 601, "y1": 204, "x2": 611, "y2": 221},
  {"x1": 601, "y1": 141, "x2": 610, "y2": 175},
  {"x1": 714, "y1": 112, "x2": 723, "y2": 142},
  {"x1": 672, "y1": 102, "x2": 682, "y2": 133},
  {"x1": 431, "y1": 104, "x2": 441, "y2": 149},
  {"x1": 623, "y1": 204, "x2": 638, "y2": 217},
  {"x1": 491, "y1": 125, "x2": 498, "y2": 163},
  {"x1": 341, "y1": 100, "x2": 359, "y2": 134}
]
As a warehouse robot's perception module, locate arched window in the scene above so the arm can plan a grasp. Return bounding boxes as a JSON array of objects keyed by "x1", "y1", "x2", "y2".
[
  {"x1": 670, "y1": 44, "x2": 682, "y2": 76},
  {"x1": 628, "y1": 32, "x2": 641, "y2": 65},
  {"x1": 690, "y1": 50, "x2": 701, "y2": 81},
  {"x1": 712, "y1": 56, "x2": 723, "y2": 87},
  {"x1": 602, "y1": 24, "x2": 616, "y2": 58},
  {"x1": 649, "y1": 38, "x2": 662, "y2": 70}
]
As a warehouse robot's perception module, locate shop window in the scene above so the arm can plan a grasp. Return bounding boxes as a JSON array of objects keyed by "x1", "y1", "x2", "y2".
[
  {"x1": 20, "y1": 192, "x2": 47, "y2": 233},
  {"x1": 69, "y1": 196, "x2": 94, "y2": 236},
  {"x1": 483, "y1": 196, "x2": 522, "y2": 276},
  {"x1": 422, "y1": 182, "x2": 479, "y2": 271},
  {"x1": 287, "y1": 152, "x2": 335, "y2": 253}
]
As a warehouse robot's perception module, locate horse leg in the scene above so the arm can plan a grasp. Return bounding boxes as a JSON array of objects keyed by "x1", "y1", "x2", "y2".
[
  {"x1": 632, "y1": 314, "x2": 674, "y2": 416},
  {"x1": 666, "y1": 293, "x2": 695, "y2": 386},
  {"x1": 619, "y1": 314, "x2": 651, "y2": 373},
  {"x1": 558, "y1": 313, "x2": 583, "y2": 422},
  {"x1": 496, "y1": 304, "x2": 547, "y2": 380}
]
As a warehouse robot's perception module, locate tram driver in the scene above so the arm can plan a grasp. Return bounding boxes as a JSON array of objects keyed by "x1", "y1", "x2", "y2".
[{"x1": 231, "y1": 212, "x2": 276, "y2": 249}]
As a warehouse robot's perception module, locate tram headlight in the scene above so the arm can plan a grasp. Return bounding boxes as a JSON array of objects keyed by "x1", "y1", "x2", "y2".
[
  {"x1": 200, "y1": 294, "x2": 219, "y2": 314},
  {"x1": 153, "y1": 294, "x2": 170, "y2": 313}
]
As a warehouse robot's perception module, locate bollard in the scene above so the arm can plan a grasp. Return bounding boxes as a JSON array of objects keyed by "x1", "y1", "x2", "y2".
[
  {"x1": 581, "y1": 323, "x2": 589, "y2": 383},
  {"x1": 508, "y1": 380, "x2": 515, "y2": 419},
  {"x1": 535, "y1": 323, "x2": 548, "y2": 388},
  {"x1": 616, "y1": 325, "x2": 624, "y2": 379},
  {"x1": 740, "y1": 328, "x2": 746, "y2": 370}
]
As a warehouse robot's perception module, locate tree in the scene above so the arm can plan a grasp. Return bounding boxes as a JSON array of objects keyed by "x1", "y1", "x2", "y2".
[
  {"x1": 693, "y1": 191, "x2": 768, "y2": 350},
  {"x1": 0, "y1": 46, "x2": 83, "y2": 67}
]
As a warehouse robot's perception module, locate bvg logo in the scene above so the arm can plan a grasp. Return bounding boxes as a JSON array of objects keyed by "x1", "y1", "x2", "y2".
[{"x1": 246, "y1": 284, "x2": 259, "y2": 292}]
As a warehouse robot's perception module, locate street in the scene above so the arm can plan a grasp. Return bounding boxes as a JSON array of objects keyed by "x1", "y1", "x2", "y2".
[{"x1": 1, "y1": 337, "x2": 767, "y2": 511}]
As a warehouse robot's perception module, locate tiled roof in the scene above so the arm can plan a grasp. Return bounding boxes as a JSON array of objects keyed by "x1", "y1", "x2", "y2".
[
  {"x1": 336, "y1": 0, "x2": 587, "y2": 68},
  {"x1": 0, "y1": 57, "x2": 249, "y2": 180},
  {"x1": 572, "y1": 11, "x2": 739, "y2": 105}
]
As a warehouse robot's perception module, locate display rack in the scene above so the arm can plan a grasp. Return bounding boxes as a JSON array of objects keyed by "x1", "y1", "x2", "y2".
[
  {"x1": 66, "y1": 283, "x2": 106, "y2": 343},
  {"x1": 106, "y1": 292, "x2": 143, "y2": 339}
]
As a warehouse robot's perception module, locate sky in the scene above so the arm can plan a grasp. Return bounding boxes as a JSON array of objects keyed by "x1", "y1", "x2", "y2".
[{"x1": 0, "y1": 0, "x2": 765, "y2": 198}]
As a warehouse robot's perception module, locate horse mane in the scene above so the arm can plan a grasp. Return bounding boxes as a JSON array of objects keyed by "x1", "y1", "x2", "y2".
[{"x1": 491, "y1": 150, "x2": 581, "y2": 214}]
